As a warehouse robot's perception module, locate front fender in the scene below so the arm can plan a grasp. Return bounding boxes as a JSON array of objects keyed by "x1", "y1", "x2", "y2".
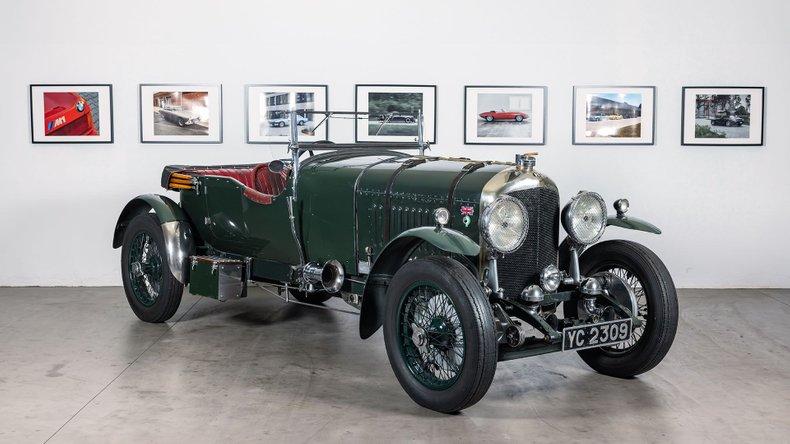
[
  {"x1": 607, "y1": 215, "x2": 661, "y2": 234},
  {"x1": 358, "y1": 226, "x2": 480, "y2": 339},
  {"x1": 390, "y1": 226, "x2": 481, "y2": 257},
  {"x1": 559, "y1": 214, "x2": 660, "y2": 269},
  {"x1": 113, "y1": 194, "x2": 194, "y2": 284}
]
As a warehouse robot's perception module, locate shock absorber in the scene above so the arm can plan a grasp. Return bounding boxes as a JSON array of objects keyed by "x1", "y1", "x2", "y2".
[{"x1": 504, "y1": 317, "x2": 532, "y2": 348}]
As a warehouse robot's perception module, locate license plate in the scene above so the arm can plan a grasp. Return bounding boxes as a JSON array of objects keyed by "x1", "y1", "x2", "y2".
[{"x1": 562, "y1": 319, "x2": 632, "y2": 351}]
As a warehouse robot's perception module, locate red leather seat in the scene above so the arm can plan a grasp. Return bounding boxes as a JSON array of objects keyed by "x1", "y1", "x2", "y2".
[
  {"x1": 185, "y1": 163, "x2": 290, "y2": 205},
  {"x1": 254, "y1": 164, "x2": 289, "y2": 196},
  {"x1": 196, "y1": 167, "x2": 258, "y2": 188}
]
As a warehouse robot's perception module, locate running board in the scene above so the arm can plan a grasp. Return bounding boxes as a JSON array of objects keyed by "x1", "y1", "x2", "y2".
[{"x1": 252, "y1": 282, "x2": 360, "y2": 316}]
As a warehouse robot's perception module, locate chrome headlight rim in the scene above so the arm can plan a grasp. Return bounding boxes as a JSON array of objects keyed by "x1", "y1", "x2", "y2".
[
  {"x1": 481, "y1": 195, "x2": 529, "y2": 254},
  {"x1": 561, "y1": 191, "x2": 607, "y2": 245},
  {"x1": 540, "y1": 264, "x2": 561, "y2": 292}
]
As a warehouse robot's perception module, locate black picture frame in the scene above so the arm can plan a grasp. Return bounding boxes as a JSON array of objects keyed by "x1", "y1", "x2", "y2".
[
  {"x1": 354, "y1": 84, "x2": 437, "y2": 144},
  {"x1": 572, "y1": 85, "x2": 656, "y2": 146},
  {"x1": 139, "y1": 83, "x2": 223, "y2": 144},
  {"x1": 681, "y1": 86, "x2": 765, "y2": 147},
  {"x1": 244, "y1": 84, "x2": 329, "y2": 145},
  {"x1": 29, "y1": 83, "x2": 114, "y2": 144},
  {"x1": 463, "y1": 85, "x2": 548, "y2": 145}
]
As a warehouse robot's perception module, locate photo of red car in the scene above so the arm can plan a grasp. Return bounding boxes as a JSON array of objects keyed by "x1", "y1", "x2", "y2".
[
  {"x1": 479, "y1": 109, "x2": 528, "y2": 122},
  {"x1": 43, "y1": 92, "x2": 98, "y2": 136}
]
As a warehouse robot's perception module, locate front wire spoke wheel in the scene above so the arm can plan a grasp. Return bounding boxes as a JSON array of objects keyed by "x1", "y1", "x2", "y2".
[
  {"x1": 604, "y1": 267, "x2": 648, "y2": 352},
  {"x1": 398, "y1": 282, "x2": 465, "y2": 390},
  {"x1": 383, "y1": 256, "x2": 497, "y2": 413},
  {"x1": 575, "y1": 240, "x2": 678, "y2": 378}
]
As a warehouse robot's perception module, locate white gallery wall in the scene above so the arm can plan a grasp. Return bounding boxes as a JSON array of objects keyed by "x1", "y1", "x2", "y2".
[{"x1": 1, "y1": 0, "x2": 788, "y2": 287}]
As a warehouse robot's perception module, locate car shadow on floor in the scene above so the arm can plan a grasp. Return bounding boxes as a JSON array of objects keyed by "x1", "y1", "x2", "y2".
[
  {"x1": 179, "y1": 292, "x2": 341, "y2": 327},
  {"x1": 121, "y1": 292, "x2": 670, "y2": 421}
]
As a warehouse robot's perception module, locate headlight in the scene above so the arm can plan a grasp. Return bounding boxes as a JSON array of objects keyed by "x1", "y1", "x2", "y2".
[
  {"x1": 481, "y1": 196, "x2": 528, "y2": 254},
  {"x1": 561, "y1": 191, "x2": 607, "y2": 245}
]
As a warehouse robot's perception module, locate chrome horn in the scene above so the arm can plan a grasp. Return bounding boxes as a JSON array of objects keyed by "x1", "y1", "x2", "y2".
[{"x1": 302, "y1": 260, "x2": 345, "y2": 293}]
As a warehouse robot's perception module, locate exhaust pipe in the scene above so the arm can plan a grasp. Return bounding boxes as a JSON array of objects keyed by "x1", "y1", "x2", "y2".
[{"x1": 302, "y1": 260, "x2": 345, "y2": 293}]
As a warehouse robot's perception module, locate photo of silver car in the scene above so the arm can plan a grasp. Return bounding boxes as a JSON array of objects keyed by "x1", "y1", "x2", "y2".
[
  {"x1": 159, "y1": 106, "x2": 202, "y2": 127},
  {"x1": 269, "y1": 114, "x2": 309, "y2": 127}
]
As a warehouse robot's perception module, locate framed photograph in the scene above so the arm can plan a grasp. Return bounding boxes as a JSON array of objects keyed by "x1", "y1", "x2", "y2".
[
  {"x1": 464, "y1": 86, "x2": 546, "y2": 145},
  {"x1": 246, "y1": 84, "x2": 328, "y2": 144},
  {"x1": 30, "y1": 84, "x2": 113, "y2": 143},
  {"x1": 573, "y1": 86, "x2": 655, "y2": 145},
  {"x1": 355, "y1": 84, "x2": 436, "y2": 143},
  {"x1": 139, "y1": 83, "x2": 222, "y2": 143},
  {"x1": 682, "y1": 87, "x2": 764, "y2": 146}
]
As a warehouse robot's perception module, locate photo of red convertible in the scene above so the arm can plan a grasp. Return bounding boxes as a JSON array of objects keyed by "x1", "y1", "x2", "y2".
[
  {"x1": 479, "y1": 109, "x2": 528, "y2": 122},
  {"x1": 43, "y1": 92, "x2": 98, "y2": 136}
]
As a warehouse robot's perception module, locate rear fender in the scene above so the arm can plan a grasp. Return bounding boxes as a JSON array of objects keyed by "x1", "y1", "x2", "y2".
[
  {"x1": 113, "y1": 194, "x2": 194, "y2": 284},
  {"x1": 358, "y1": 226, "x2": 480, "y2": 339}
]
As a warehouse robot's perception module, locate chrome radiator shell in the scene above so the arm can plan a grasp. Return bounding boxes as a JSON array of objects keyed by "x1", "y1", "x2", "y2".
[{"x1": 480, "y1": 166, "x2": 560, "y2": 298}]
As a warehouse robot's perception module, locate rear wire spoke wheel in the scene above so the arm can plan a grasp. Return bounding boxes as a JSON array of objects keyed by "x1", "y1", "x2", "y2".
[
  {"x1": 127, "y1": 231, "x2": 163, "y2": 307},
  {"x1": 121, "y1": 213, "x2": 184, "y2": 323},
  {"x1": 383, "y1": 256, "x2": 497, "y2": 413},
  {"x1": 576, "y1": 240, "x2": 678, "y2": 378}
]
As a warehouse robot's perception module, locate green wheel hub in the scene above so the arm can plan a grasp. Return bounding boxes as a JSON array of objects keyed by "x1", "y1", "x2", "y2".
[
  {"x1": 127, "y1": 231, "x2": 163, "y2": 307},
  {"x1": 397, "y1": 281, "x2": 465, "y2": 390}
]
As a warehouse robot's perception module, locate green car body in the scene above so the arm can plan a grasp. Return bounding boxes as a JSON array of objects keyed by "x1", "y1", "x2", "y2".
[
  {"x1": 113, "y1": 143, "x2": 676, "y2": 413},
  {"x1": 116, "y1": 152, "x2": 511, "y2": 332},
  {"x1": 115, "y1": 149, "x2": 658, "y2": 337}
]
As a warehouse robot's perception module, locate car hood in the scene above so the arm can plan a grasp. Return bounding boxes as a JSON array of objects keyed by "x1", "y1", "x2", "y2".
[
  {"x1": 298, "y1": 150, "x2": 511, "y2": 257},
  {"x1": 299, "y1": 150, "x2": 509, "y2": 209}
]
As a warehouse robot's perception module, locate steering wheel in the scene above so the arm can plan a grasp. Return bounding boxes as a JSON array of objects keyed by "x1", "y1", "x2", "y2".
[{"x1": 268, "y1": 159, "x2": 286, "y2": 173}]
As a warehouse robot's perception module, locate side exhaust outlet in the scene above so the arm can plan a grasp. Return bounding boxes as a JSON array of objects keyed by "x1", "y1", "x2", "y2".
[{"x1": 302, "y1": 260, "x2": 345, "y2": 293}]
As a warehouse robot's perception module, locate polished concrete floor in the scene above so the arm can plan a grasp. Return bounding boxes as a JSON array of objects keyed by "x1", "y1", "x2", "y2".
[{"x1": 0, "y1": 287, "x2": 788, "y2": 443}]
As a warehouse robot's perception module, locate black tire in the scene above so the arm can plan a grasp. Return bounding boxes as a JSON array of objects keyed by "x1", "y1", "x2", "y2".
[
  {"x1": 485, "y1": 116, "x2": 494, "y2": 122},
  {"x1": 576, "y1": 240, "x2": 678, "y2": 377},
  {"x1": 289, "y1": 289, "x2": 333, "y2": 304},
  {"x1": 383, "y1": 256, "x2": 497, "y2": 413},
  {"x1": 177, "y1": 119, "x2": 185, "y2": 127},
  {"x1": 278, "y1": 121, "x2": 286, "y2": 127},
  {"x1": 515, "y1": 115, "x2": 524, "y2": 122},
  {"x1": 121, "y1": 213, "x2": 184, "y2": 323}
]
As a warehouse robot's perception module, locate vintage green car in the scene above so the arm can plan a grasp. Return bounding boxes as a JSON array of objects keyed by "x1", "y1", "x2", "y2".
[{"x1": 113, "y1": 112, "x2": 678, "y2": 413}]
